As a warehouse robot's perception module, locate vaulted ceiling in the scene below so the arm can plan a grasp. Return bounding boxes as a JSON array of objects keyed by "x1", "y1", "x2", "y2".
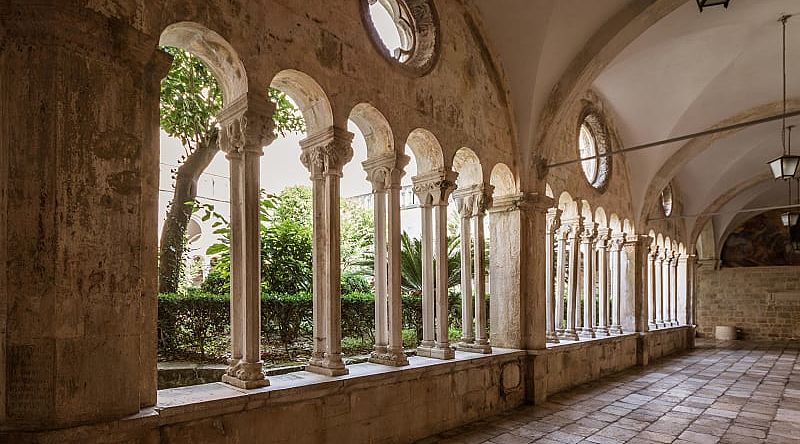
[{"x1": 472, "y1": 0, "x2": 800, "y2": 253}]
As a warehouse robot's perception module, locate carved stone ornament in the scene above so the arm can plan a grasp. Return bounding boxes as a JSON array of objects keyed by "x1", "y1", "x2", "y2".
[{"x1": 300, "y1": 127, "x2": 355, "y2": 175}]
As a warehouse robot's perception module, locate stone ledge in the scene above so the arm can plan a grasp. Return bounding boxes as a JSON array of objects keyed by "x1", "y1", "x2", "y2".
[{"x1": 155, "y1": 348, "x2": 525, "y2": 426}]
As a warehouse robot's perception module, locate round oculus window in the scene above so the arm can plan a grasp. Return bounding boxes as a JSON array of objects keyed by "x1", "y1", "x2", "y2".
[
  {"x1": 577, "y1": 113, "x2": 611, "y2": 190},
  {"x1": 661, "y1": 185, "x2": 674, "y2": 217},
  {"x1": 362, "y1": 0, "x2": 439, "y2": 74}
]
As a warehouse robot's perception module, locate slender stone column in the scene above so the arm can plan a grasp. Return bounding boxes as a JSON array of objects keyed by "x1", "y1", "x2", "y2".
[
  {"x1": 670, "y1": 252, "x2": 679, "y2": 326},
  {"x1": 364, "y1": 153, "x2": 409, "y2": 366},
  {"x1": 554, "y1": 226, "x2": 568, "y2": 337},
  {"x1": 419, "y1": 201, "x2": 435, "y2": 349},
  {"x1": 595, "y1": 228, "x2": 610, "y2": 336},
  {"x1": 563, "y1": 217, "x2": 582, "y2": 340},
  {"x1": 219, "y1": 98, "x2": 275, "y2": 389},
  {"x1": 647, "y1": 248, "x2": 658, "y2": 330},
  {"x1": 414, "y1": 170, "x2": 457, "y2": 359},
  {"x1": 663, "y1": 253, "x2": 672, "y2": 327},
  {"x1": 545, "y1": 208, "x2": 562, "y2": 343},
  {"x1": 676, "y1": 253, "x2": 687, "y2": 326},
  {"x1": 654, "y1": 251, "x2": 665, "y2": 328},
  {"x1": 608, "y1": 234, "x2": 624, "y2": 335},
  {"x1": 472, "y1": 187, "x2": 492, "y2": 353},
  {"x1": 455, "y1": 190, "x2": 475, "y2": 347},
  {"x1": 579, "y1": 222, "x2": 596, "y2": 338},
  {"x1": 301, "y1": 127, "x2": 354, "y2": 376}
]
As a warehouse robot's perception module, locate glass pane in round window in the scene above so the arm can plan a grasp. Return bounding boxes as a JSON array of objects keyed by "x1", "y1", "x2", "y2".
[
  {"x1": 661, "y1": 185, "x2": 674, "y2": 217},
  {"x1": 579, "y1": 124, "x2": 598, "y2": 184},
  {"x1": 368, "y1": 0, "x2": 414, "y2": 63}
]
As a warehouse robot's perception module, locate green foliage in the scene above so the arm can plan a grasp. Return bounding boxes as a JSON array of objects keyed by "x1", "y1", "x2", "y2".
[
  {"x1": 261, "y1": 219, "x2": 313, "y2": 293},
  {"x1": 341, "y1": 272, "x2": 372, "y2": 294},
  {"x1": 158, "y1": 290, "x2": 230, "y2": 360},
  {"x1": 160, "y1": 47, "x2": 223, "y2": 152},
  {"x1": 361, "y1": 231, "x2": 461, "y2": 296}
]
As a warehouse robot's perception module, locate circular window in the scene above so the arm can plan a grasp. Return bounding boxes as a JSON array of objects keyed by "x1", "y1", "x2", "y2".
[
  {"x1": 362, "y1": 0, "x2": 439, "y2": 74},
  {"x1": 661, "y1": 184, "x2": 674, "y2": 217},
  {"x1": 577, "y1": 113, "x2": 611, "y2": 190}
]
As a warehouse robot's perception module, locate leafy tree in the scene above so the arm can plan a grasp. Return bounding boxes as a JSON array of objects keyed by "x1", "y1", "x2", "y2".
[{"x1": 158, "y1": 47, "x2": 305, "y2": 293}]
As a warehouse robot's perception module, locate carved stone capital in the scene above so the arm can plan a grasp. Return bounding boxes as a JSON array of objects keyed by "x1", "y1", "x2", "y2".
[
  {"x1": 412, "y1": 169, "x2": 457, "y2": 205},
  {"x1": 595, "y1": 227, "x2": 610, "y2": 247},
  {"x1": 300, "y1": 126, "x2": 355, "y2": 177},
  {"x1": 546, "y1": 208, "x2": 562, "y2": 234},
  {"x1": 581, "y1": 222, "x2": 597, "y2": 242},
  {"x1": 217, "y1": 95, "x2": 278, "y2": 156},
  {"x1": 362, "y1": 152, "x2": 410, "y2": 192}
]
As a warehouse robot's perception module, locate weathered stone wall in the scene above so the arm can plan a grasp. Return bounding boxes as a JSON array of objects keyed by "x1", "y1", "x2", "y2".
[
  {"x1": 696, "y1": 266, "x2": 800, "y2": 340},
  {"x1": 528, "y1": 327, "x2": 693, "y2": 401}
]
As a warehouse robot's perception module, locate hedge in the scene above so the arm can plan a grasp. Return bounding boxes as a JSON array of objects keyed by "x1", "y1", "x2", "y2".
[{"x1": 157, "y1": 290, "x2": 485, "y2": 361}]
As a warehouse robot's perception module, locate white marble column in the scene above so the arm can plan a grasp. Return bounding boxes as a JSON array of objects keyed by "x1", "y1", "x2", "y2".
[
  {"x1": 472, "y1": 188, "x2": 491, "y2": 353},
  {"x1": 654, "y1": 250, "x2": 665, "y2": 328},
  {"x1": 563, "y1": 218, "x2": 581, "y2": 340},
  {"x1": 301, "y1": 127, "x2": 354, "y2": 376},
  {"x1": 670, "y1": 252, "x2": 679, "y2": 326},
  {"x1": 545, "y1": 208, "x2": 562, "y2": 343},
  {"x1": 414, "y1": 170, "x2": 458, "y2": 359},
  {"x1": 647, "y1": 248, "x2": 658, "y2": 330},
  {"x1": 595, "y1": 228, "x2": 610, "y2": 336},
  {"x1": 455, "y1": 190, "x2": 475, "y2": 348},
  {"x1": 676, "y1": 253, "x2": 688, "y2": 326},
  {"x1": 554, "y1": 225, "x2": 568, "y2": 337},
  {"x1": 364, "y1": 153, "x2": 410, "y2": 366},
  {"x1": 609, "y1": 234, "x2": 624, "y2": 335},
  {"x1": 663, "y1": 253, "x2": 672, "y2": 328},
  {"x1": 218, "y1": 99, "x2": 275, "y2": 389},
  {"x1": 580, "y1": 222, "x2": 596, "y2": 338}
]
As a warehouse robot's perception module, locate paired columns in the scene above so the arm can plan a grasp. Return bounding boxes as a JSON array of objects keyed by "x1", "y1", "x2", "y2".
[
  {"x1": 579, "y1": 223, "x2": 596, "y2": 338},
  {"x1": 364, "y1": 153, "x2": 410, "y2": 367},
  {"x1": 595, "y1": 228, "x2": 610, "y2": 336},
  {"x1": 545, "y1": 208, "x2": 562, "y2": 343},
  {"x1": 562, "y1": 217, "x2": 582, "y2": 341},
  {"x1": 608, "y1": 234, "x2": 624, "y2": 335},
  {"x1": 454, "y1": 185, "x2": 493, "y2": 354},
  {"x1": 300, "y1": 127, "x2": 354, "y2": 376},
  {"x1": 218, "y1": 97, "x2": 276, "y2": 389},
  {"x1": 413, "y1": 170, "x2": 458, "y2": 359}
]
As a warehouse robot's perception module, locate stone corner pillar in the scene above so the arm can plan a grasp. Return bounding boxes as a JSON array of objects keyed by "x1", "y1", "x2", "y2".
[
  {"x1": 300, "y1": 126, "x2": 354, "y2": 376},
  {"x1": 518, "y1": 192, "x2": 554, "y2": 349},
  {"x1": 621, "y1": 234, "x2": 649, "y2": 333},
  {"x1": 218, "y1": 95, "x2": 276, "y2": 389},
  {"x1": 364, "y1": 152, "x2": 409, "y2": 367}
]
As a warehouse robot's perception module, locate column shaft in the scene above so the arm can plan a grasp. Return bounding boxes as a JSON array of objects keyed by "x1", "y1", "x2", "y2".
[
  {"x1": 647, "y1": 251, "x2": 658, "y2": 329},
  {"x1": 434, "y1": 202, "x2": 454, "y2": 358},
  {"x1": 580, "y1": 224, "x2": 596, "y2": 338},
  {"x1": 545, "y1": 209, "x2": 561, "y2": 343},
  {"x1": 373, "y1": 190, "x2": 388, "y2": 353},
  {"x1": 459, "y1": 211, "x2": 474, "y2": 344},
  {"x1": 655, "y1": 255, "x2": 664, "y2": 327},
  {"x1": 609, "y1": 238, "x2": 623, "y2": 334},
  {"x1": 473, "y1": 211, "x2": 490, "y2": 350},
  {"x1": 554, "y1": 230, "x2": 567, "y2": 336},
  {"x1": 595, "y1": 231, "x2": 609, "y2": 336},
  {"x1": 564, "y1": 222, "x2": 580, "y2": 340},
  {"x1": 420, "y1": 203, "x2": 435, "y2": 348}
]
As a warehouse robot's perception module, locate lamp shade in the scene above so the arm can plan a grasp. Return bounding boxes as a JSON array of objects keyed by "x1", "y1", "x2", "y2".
[
  {"x1": 696, "y1": 0, "x2": 730, "y2": 11},
  {"x1": 768, "y1": 155, "x2": 800, "y2": 180},
  {"x1": 781, "y1": 211, "x2": 800, "y2": 227}
]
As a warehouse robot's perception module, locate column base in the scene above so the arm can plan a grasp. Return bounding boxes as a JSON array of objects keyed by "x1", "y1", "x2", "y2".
[
  {"x1": 595, "y1": 327, "x2": 610, "y2": 337},
  {"x1": 369, "y1": 349, "x2": 409, "y2": 367},
  {"x1": 417, "y1": 344, "x2": 455, "y2": 359},
  {"x1": 656, "y1": 321, "x2": 666, "y2": 328},
  {"x1": 545, "y1": 332, "x2": 560, "y2": 343},
  {"x1": 306, "y1": 363, "x2": 349, "y2": 377},
  {"x1": 579, "y1": 328, "x2": 596, "y2": 338},
  {"x1": 648, "y1": 322, "x2": 659, "y2": 330},
  {"x1": 456, "y1": 341, "x2": 492, "y2": 354},
  {"x1": 560, "y1": 329, "x2": 579, "y2": 341},
  {"x1": 222, "y1": 361, "x2": 269, "y2": 389},
  {"x1": 609, "y1": 325, "x2": 623, "y2": 335}
]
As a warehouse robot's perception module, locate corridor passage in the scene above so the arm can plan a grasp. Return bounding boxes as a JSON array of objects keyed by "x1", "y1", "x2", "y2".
[{"x1": 421, "y1": 342, "x2": 799, "y2": 444}]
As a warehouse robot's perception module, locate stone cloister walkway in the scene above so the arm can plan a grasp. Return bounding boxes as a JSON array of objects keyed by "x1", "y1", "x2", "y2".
[{"x1": 419, "y1": 342, "x2": 799, "y2": 444}]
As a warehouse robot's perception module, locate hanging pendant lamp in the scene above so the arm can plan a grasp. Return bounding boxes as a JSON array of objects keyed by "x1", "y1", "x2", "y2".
[{"x1": 768, "y1": 15, "x2": 800, "y2": 180}]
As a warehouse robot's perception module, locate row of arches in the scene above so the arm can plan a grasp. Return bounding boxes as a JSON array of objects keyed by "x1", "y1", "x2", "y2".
[{"x1": 157, "y1": 20, "x2": 521, "y2": 385}]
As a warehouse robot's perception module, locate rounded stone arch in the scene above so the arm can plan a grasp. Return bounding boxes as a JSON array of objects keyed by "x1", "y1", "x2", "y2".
[
  {"x1": 580, "y1": 200, "x2": 593, "y2": 225},
  {"x1": 648, "y1": 229, "x2": 657, "y2": 247},
  {"x1": 594, "y1": 207, "x2": 608, "y2": 230},
  {"x1": 610, "y1": 213, "x2": 622, "y2": 234},
  {"x1": 656, "y1": 233, "x2": 664, "y2": 248},
  {"x1": 664, "y1": 236, "x2": 672, "y2": 254},
  {"x1": 405, "y1": 128, "x2": 444, "y2": 174},
  {"x1": 678, "y1": 242, "x2": 686, "y2": 255},
  {"x1": 490, "y1": 163, "x2": 517, "y2": 197},
  {"x1": 557, "y1": 191, "x2": 578, "y2": 220},
  {"x1": 452, "y1": 147, "x2": 483, "y2": 188},
  {"x1": 545, "y1": 182, "x2": 554, "y2": 198},
  {"x1": 348, "y1": 103, "x2": 394, "y2": 159},
  {"x1": 623, "y1": 219, "x2": 635, "y2": 236},
  {"x1": 159, "y1": 22, "x2": 248, "y2": 104},
  {"x1": 269, "y1": 69, "x2": 334, "y2": 134}
]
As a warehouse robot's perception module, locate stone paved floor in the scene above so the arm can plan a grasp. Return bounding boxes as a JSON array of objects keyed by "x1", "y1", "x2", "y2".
[{"x1": 419, "y1": 342, "x2": 799, "y2": 444}]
